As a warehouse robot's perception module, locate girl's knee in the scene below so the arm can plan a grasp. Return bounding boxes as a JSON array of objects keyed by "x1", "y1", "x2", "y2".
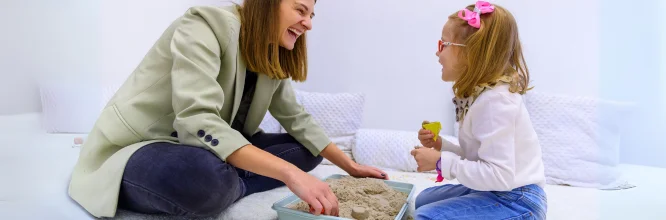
[
  {"x1": 414, "y1": 193, "x2": 430, "y2": 210},
  {"x1": 414, "y1": 185, "x2": 458, "y2": 209},
  {"x1": 413, "y1": 206, "x2": 442, "y2": 220}
]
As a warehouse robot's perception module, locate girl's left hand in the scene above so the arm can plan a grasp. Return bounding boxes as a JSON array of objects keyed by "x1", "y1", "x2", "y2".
[
  {"x1": 411, "y1": 147, "x2": 441, "y2": 172},
  {"x1": 348, "y1": 164, "x2": 389, "y2": 180}
]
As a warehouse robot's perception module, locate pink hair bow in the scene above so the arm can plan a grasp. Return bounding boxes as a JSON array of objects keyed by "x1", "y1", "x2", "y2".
[{"x1": 457, "y1": 1, "x2": 495, "y2": 28}]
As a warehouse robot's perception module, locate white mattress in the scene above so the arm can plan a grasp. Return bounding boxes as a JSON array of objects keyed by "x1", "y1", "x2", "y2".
[{"x1": 1, "y1": 113, "x2": 665, "y2": 220}]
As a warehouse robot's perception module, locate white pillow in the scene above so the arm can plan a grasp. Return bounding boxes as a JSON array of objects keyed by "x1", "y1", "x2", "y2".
[
  {"x1": 39, "y1": 82, "x2": 106, "y2": 134},
  {"x1": 293, "y1": 90, "x2": 365, "y2": 164},
  {"x1": 259, "y1": 89, "x2": 309, "y2": 134},
  {"x1": 258, "y1": 112, "x2": 283, "y2": 133},
  {"x1": 353, "y1": 128, "x2": 459, "y2": 172},
  {"x1": 524, "y1": 92, "x2": 635, "y2": 190}
]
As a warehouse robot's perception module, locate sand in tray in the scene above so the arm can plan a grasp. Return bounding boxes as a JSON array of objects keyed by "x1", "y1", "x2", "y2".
[{"x1": 290, "y1": 176, "x2": 409, "y2": 220}]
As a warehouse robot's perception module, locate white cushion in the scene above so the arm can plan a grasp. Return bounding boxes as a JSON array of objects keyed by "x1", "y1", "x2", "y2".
[
  {"x1": 353, "y1": 128, "x2": 459, "y2": 172},
  {"x1": 39, "y1": 82, "x2": 106, "y2": 134},
  {"x1": 258, "y1": 112, "x2": 282, "y2": 133},
  {"x1": 258, "y1": 90, "x2": 306, "y2": 134},
  {"x1": 292, "y1": 90, "x2": 365, "y2": 164},
  {"x1": 524, "y1": 92, "x2": 635, "y2": 189}
]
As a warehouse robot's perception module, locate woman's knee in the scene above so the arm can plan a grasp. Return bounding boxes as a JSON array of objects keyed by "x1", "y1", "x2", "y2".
[
  {"x1": 305, "y1": 154, "x2": 324, "y2": 171},
  {"x1": 174, "y1": 163, "x2": 243, "y2": 217},
  {"x1": 121, "y1": 143, "x2": 243, "y2": 217},
  {"x1": 268, "y1": 143, "x2": 323, "y2": 172}
]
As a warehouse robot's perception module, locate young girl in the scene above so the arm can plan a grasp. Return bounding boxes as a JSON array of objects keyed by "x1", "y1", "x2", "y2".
[{"x1": 410, "y1": 1, "x2": 547, "y2": 219}]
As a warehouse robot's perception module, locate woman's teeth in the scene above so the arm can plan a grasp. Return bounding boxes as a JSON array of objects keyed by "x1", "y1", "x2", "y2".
[{"x1": 288, "y1": 28, "x2": 302, "y2": 38}]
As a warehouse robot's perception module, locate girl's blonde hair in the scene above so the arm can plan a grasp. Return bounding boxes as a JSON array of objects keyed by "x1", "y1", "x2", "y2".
[
  {"x1": 448, "y1": 4, "x2": 530, "y2": 98},
  {"x1": 239, "y1": 0, "x2": 314, "y2": 82}
]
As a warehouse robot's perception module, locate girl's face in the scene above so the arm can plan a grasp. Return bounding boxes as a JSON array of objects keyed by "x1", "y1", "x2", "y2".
[
  {"x1": 278, "y1": 0, "x2": 315, "y2": 50},
  {"x1": 436, "y1": 21, "x2": 463, "y2": 82}
]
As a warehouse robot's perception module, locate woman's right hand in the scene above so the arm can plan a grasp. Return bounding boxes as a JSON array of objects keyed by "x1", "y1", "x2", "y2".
[
  {"x1": 418, "y1": 123, "x2": 442, "y2": 151},
  {"x1": 284, "y1": 170, "x2": 339, "y2": 216}
]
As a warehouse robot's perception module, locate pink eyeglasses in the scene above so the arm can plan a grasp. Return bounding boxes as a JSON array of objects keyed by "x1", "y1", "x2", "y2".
[{"x1": 438, "y1": 39, "x2": 466, "y2": 52}]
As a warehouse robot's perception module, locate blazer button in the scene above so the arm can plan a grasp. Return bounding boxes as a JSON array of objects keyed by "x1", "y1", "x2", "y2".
[
  {"x1": 211, "y1": 139, "x2": 219, "y2": 146},
  {"x1": 171, "y1": 131, "x2": 178, "y2": 138},
  {"x1": 205, "y1": 135, "x2": 212, "y2": 142},
  {"x1": 197, "y1": 130, "x2": 205, "y2": 137}
]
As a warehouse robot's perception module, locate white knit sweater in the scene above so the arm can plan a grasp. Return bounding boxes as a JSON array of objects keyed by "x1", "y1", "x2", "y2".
[{"x1": 439, "y1": 84, "x2": 546, "y2": 191}]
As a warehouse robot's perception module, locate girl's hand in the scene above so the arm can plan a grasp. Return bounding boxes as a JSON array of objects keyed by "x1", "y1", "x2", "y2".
[
  {"x1": 410, "y1": 147, "x2": 441, "y2": 172},
  {"x1": 418, "y1": 122, "x2": 442, "y2": 151}
]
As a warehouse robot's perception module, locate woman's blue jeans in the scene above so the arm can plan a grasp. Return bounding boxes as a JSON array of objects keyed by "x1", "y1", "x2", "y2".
[{"x1": 117, "y1": 132, "x2": 323, "y2": 217}]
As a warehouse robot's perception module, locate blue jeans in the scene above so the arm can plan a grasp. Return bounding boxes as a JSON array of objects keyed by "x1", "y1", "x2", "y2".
[
  {"x1": 414, "y1": 184, "x2": 547, "y2": 220},
  {"x1": 117, "y1": 132, "x2": 323, "y2": 218}
]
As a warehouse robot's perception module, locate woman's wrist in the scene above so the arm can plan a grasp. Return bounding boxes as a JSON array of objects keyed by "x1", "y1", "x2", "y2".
[
  {"x1": 279, "y1": 165, "x2": 304, "y2": 184},
  {"x1": 320, "y1": 142, "x2": 358, "y2": 173},
  {"x1": 227, "y1": 144, "x2": 303, "y2": 183},
  {"x1": 341, "y1": 160, "x2": 360, "y2": 174}
]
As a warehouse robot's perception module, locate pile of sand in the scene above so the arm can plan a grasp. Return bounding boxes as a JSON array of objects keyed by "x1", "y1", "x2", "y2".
[{"x1": 290, "y1": 176, "x2": 409, "y2": 220}]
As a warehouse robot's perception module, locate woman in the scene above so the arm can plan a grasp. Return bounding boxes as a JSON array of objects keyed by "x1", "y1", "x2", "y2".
[{"x1": 68, "y1": 0, "x2": 387, "y2": 218}]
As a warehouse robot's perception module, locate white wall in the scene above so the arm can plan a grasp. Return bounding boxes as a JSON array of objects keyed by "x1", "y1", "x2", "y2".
[
  {"x1": 300, "y1": 0, "x2": 666, "y2": 167},
  {"x1": 1, "y1": 0, "x2": 602, "y2": 132},
  {"x1": 0, "y1": 0, "x2": 229, "y2": 115},
  {"x1": 599, "y1": 0, "x2": 666, "y2": 168},
  {"x1": 1, "y1": 0, "x2": 664, "y2": 167},
  {"x1": 300, "y1": 0, "x2": 601, "y2": 134},
  {"x1": 0, "y1": 0, "x2": 102, "y2": 115},
  {"x1": 662, "y1": 0, "x2": 666, "y2": 113},
  {"x1": 98, "y1": 0, "x2": 234, "y2": 85}
]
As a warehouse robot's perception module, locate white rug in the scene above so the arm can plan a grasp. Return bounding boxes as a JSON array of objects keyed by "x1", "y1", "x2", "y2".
[{"x1": 113, "y1": 165, "x2": 443, "y2": 220}]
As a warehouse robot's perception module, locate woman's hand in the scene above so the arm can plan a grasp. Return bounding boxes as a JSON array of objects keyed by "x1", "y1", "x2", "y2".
[
  {"x1": 347, "y1": 164, "x2": 389, "y2": 180},
  {"x1": 418, "y1": 124, "x2": 442, "y2": 151},
  {"x1": 320, "y1": 142, "x2": 388, "y2": 180},
  {"x1": 410, "y1": 147, "x2": 441, "y2": 172},
  {"x1": 284, "y1": 170, "x2": 339, "y2": 216},
  {"x1": 226, "y1": 145, "x2": 338, "y2": 216}
]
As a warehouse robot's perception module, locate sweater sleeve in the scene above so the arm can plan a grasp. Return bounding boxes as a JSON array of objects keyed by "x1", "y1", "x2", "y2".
[
  {"x1": 439, "y1": 91, "x2": 519, "y2": 191},
  {"x1": 440, "y1": 137, "x2": 463, "y2": 157}
]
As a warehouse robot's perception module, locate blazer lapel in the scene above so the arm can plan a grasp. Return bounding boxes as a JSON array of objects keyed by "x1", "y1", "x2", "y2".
[{"x1": 230, "y1": 47, "x2": 246, "y2": 123}]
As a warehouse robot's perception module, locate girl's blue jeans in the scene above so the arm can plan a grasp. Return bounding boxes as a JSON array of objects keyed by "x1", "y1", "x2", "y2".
[{"x1": 414, "y1": 184, "x2": 547, "y2": 220}]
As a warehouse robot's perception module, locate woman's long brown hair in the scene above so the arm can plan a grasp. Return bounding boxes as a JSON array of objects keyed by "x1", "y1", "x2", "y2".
[{"x1": 239, "y1": 0, "x2": 310, "y2": 82}]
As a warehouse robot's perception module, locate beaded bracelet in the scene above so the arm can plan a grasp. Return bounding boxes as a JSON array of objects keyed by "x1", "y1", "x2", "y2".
[{"x1": 435, "y1": 157, "x2": 444, "y2": 182}]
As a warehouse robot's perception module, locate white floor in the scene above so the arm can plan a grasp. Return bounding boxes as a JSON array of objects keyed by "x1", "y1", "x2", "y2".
[{"x1": 2, "y1": 113, "x2": 666, "y2": 220}]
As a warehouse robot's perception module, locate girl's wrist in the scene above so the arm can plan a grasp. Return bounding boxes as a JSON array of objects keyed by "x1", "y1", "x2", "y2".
[{"x1": 435, "y1": 157, "x2": 444, "y2": 182}]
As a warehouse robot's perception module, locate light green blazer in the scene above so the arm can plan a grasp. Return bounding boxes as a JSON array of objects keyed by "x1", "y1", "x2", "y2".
[{"x1": 68, "y1": 5, "x2": 331, "y2": 218}]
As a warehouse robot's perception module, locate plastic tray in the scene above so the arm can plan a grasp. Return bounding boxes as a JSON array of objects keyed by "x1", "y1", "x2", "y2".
[{"x1": 272, "y1": 174, "x2": 415, "y2": 220}]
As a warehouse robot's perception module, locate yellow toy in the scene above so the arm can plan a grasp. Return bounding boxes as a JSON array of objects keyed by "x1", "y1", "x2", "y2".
[{"x1": 421, "y1": 121, "x2": 442, "y2": 141}]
